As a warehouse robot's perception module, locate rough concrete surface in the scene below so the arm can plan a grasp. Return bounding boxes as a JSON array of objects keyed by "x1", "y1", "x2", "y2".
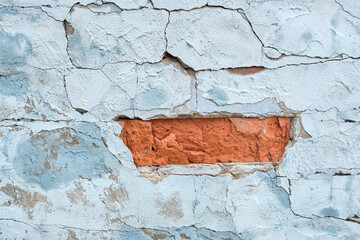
[{"x1": 0, "y1": 0, "x2": 360, "y2": 239}]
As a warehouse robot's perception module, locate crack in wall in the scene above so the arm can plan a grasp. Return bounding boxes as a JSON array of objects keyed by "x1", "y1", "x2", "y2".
[
  {"x1": 1, "y1": 2, "x2": 359, "y2": 238},
  {"x1": 335, "y1": 0, "x2": 360, "y2": 20},
  {"x1": 47, "y1": 2, "x2": 360, "y2": 73}
]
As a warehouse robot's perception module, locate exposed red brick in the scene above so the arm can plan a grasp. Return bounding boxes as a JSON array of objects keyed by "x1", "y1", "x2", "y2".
[
  {"x1": 119, "y1": 118, "x2": 290, "y2": 166},
  {"x1": 227, "y1": 67, "x2": 265, "y2": 75}
]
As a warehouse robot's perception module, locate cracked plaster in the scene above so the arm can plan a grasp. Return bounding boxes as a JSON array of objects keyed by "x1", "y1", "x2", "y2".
[{"x1": 0, "y1": 0, "x2": 360, "y2": 239}]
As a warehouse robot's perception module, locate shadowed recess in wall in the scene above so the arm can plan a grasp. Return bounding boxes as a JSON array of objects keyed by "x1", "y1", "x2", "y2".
[{"x1": 119, "y1": 118, "x2": 290, "y2": 166}]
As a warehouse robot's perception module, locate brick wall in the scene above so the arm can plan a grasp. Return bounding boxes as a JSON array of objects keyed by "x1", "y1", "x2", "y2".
[
  {"x1": 0, "y1": 0, "x2": 360, "y2": 239},
  {"x1": 120, "y1": 118, "x2": 290, "y2": 166}
]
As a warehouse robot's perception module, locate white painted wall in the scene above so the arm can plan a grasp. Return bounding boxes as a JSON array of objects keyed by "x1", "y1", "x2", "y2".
[{"x1": 0, "y1": 0, "x2": 360, "y2": 239}]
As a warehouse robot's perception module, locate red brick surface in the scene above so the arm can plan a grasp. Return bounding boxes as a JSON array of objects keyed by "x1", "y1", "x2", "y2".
[
  {"x1": 227, "y1": 67, "x2": 265, "y2": 75},
  {"x1": 119, "y1": 118, "x2": 290, "y2": 166}
]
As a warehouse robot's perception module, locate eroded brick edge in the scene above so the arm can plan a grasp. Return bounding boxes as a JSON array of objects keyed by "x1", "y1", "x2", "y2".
[
  {"x1": 119, "y1": 117, "x2": 291, "y2": 167},
  {"x1": 137, "y1": 162, "x2": 276, "y2": 184}
]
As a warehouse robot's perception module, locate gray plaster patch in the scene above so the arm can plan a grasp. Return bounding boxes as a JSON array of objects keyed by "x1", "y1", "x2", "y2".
[
  {"x1": 207, "y1": 87, "x2": 229, "y2": 105},
  {"x1": 0, "y1": 28, "x2": 32, "y2": 68},
  {"x1": 0, "y1": 71, "x2": 29, "y2": 96},
  {"x1": 156, "y1": 195, "x2": 184, "y2": 220},
  {"x1": 135, "y1": 88, "x2": 167, "y2": 110},
  {"x1": 13, "y1": 124, "x2": 117, "y2": 190},
  {"x1": 0, "y1": 7, "x2": 18, "y2": 20},
  {"x1": 117, "y1": 225, "x2": 170, "y2": 240},
  {"x1": 320, "y1": 207, "x2": 340, "y2": 218},
  {"x1": 301, "y1": 32, "x2": 313, "y2": 42},
  {"x1": 172, "y1": 226, "x2": 243, "y2": 240},
  {"x1": 67, "y1": 31, "x2": 102, "y2": 68},
  {"x1": 261, "y1": 170, "x2": 290, "y2": 208}
]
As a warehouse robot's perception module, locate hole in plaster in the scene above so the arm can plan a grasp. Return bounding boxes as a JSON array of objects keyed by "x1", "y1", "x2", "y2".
[
  {"x1": 74, "y1": 108, "x2": 88, "y2": 115},
  {"x1": 119, "y1": 117, "x2": 290, "y2": 167},
  {"x1": 63, "y1": 20, "x2": 74, "y2": 36},
  {"x1": 226, "y1": 66, "x2": 265, "y2": 75},
  {"x1": 113, "y1": 115, "x2": 141, "y2": 121}
]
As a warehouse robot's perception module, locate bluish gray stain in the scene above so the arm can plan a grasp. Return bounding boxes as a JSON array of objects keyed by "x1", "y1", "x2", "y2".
[
  {"x1": 336, "y1": 111, "x2": 348, "y2": 120},
  {"x1": 345, "y1": 176, "x2": 353, "y2": 191},
  {"x1": 67, "y1": 31, "x2": 88, "y2": 66},
  {"x1": 0, "y1": 71, "x2": 29, "y2": 96},
  {"x1": 170, "y1": 226, "x2": 243, "y2": 240},
  {"x1": 301, "y1": 32, "x2": 313, "y2": 42},
  {"x1": 61, "y1": 225, "x2": 244, "y2": 240},
  {"x1": 119, "y1": 230, "x2": 151, "y2": 240},
  {"x1": 116, "y1": 46, "x2": 124, "y2": 55},
  {"x1": 339, "y1": 146, "x2": 350, "y2": 155},
  {"x1": 26, "y1": 13, "x2": 41, "y2": 22},
  {"x1": 207, "y1": 87, "x2": 228, "y2": 105},
  {"x1": 273, "y1": 25, "x2": 284, "y2": 44},
  {"x1": 344, "y1": 16, "x2": 360, "y2": 34},
  {"x1": 320, "y1": 207, "x2": 339, "y2": 217},
  {"x1": 13, "y1": 125, "x2": 116, "y2": 190},
  {"x1": 274, "y1": 223, "x2": 283, "y2": 231},
  {"x1": 0, "y1": 7, "x2": 18, "y2": 20},
  {"x1": 331, "y1": 17, "x2": 338, "y2": 28},
  {"x1": 172, "y1": 226, "x2": 197, "y2": 239},
  {"x1": 67, "y1": 31, "x2": 108, "y2": 67},
  {"x1": 90, "y1": 42, "x2": 105, "y2": 57},
  {"x1": 326, "y1": 225, "x2": 339, "y2": 236},
  {"x1": 192, "y1": 199, "x2": 200, "y2": 209},
  {"x1": 259, "y1": 171, "x2": 290, "y2": 208},
  {"x1": 117, "y1": 225, "x2": 171, "y2": 240},
  {"x1": 0, "y1": 28, "x2": 32, "y2": 68},
  {"x1": 198, "y1": 228, "x2": 242, "y2": 240},
  {"x1": 136, "y1": 88, "x2": 167, "y2": 110},
  {"x1": 267, "y1": 169, "x2": 276, "y2": 179},
  {"x1": 241, "y1": 230, "x2": 254, "y2": 240}
]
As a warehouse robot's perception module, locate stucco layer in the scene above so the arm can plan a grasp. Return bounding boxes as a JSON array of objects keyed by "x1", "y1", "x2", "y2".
[
  {"x1": 1, "y1": 0, "x2": 360, "y2": 239},
  {"x1": 120, "y1": 118, "x2": 290, "y2": 166}
]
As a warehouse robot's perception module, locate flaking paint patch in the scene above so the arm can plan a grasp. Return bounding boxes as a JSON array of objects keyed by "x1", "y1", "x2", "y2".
[
  {"x1": 156, "y1": 195, "x2": 184, "y2": 220},
  {"x1": 67, "y1": 230, "x2": 79, "y2": 240},
  {"x1": 67, "y1": 31, "x2": 100, "y2": 68},
  {"x1": 0, "y1": 28, "x2": 32, "y2": 68},
  {"x1": 1, "y1": 1, "x2": 360, "y2": 238},
  {"x1": 172, "y1": 226, "x2": 243, "y2": 240},
  {"x1": 66, "y1": 181, "x2": 94, "y2": 207},
  {"x1": 140, "y1": 229, "x2": 170, "y2": 240},
  {"x1": 0, "y1": 71, "x2": 29, "y2": 96},
  {"x1": 13, "y1": 125, "x2": 117, "y2": 190},
  {"x1": 116, "y1": 225, "x2": 169, "y2": 240},
  {"x1": 104, "y1": 183, "x2": 129, "y2": 207},
  {"x1": 0, "y1": 184, "x2": 47, "y2": 219}
]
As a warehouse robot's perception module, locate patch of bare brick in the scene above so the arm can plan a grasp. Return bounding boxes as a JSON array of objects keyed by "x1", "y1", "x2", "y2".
[
  {"x1": 119, "y1": 118, "x2": 290, "y2": 167},
  {"x1": 120, "y1": 118, "x2": 290, "y2": 166},
  {"x1": 226, "y1": 67, "x2": 265, "y2": 75}
]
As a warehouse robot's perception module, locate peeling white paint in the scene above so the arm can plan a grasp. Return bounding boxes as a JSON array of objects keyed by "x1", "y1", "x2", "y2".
[{"x1": 0, "y1": 1, "x2": 360, "y2": 239}]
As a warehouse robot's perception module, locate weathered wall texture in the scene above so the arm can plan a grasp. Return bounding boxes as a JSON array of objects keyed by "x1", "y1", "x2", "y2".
[{"x1": 0, "y1": 0, "x2": 360, "y2": 239}]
